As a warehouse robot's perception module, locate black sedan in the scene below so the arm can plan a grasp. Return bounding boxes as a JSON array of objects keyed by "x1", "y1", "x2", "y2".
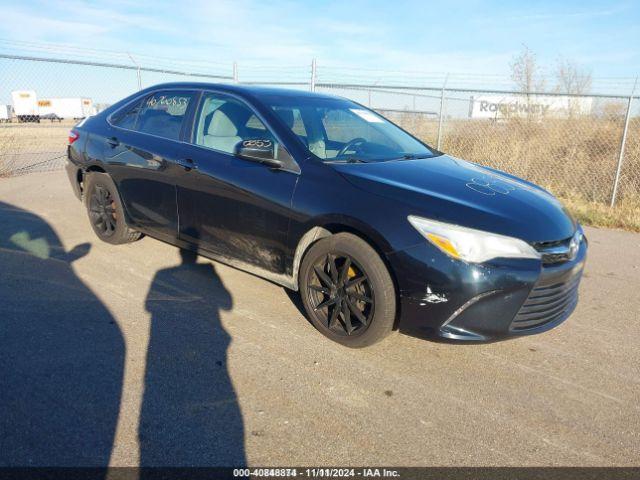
[{"x1": 66, "y1": 83, "x2": 586, "y2": 347}]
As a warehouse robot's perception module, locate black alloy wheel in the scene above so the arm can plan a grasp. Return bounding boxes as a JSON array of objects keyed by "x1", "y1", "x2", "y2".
[
  {"x1": 299, "y1": 233, "x2": 396, "y2": 347},
  {"x1": 307, "y1": 253, "x2": 375, "y2": 337},
  {"x1": 89, "y1": 184, "x2": 117, "y2": 237},
  {"x1": 84, "y1": 172, "x2": 141, "y2": 245}
]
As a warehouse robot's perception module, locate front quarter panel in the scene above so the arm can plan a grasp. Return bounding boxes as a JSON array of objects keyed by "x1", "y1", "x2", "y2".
[{"x1": 287, "y1": 160, "x2": 425, "y2": 262}]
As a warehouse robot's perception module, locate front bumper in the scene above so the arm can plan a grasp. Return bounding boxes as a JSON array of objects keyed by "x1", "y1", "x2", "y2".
[{"x1": 387, "y1": 236, "x2": 587, "y2": 342}]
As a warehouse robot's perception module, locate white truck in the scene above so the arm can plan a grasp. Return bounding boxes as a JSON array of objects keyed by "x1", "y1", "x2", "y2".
[
  {"x1": 0, "y1": 104, "x2": 12, "y2": 122},
  {"x1": 11, "y1": 90, "x2": 40, "y2": 122},
  {"x1": 38, "y1": 97, "x2": 96, "y2": 120}
]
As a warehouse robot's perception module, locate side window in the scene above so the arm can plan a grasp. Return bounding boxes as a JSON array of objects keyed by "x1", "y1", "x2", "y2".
[
  {"x1": 135, "y1": 91, "x2": 194, "y2": 140},
  {"x1": 110, "y1": 99, "x2": 143, "y2": 130},
  {"x1": 273, "y1": 107, "x2": 307, "y2": 144},
  {"x1": 246, "y1": 114, "x2": 267, "y2": 133},
  {"x1": 194, "y1": 93, "x2": 276, "y2": 154}
]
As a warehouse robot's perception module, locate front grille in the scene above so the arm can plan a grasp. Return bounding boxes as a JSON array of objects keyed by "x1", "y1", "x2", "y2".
[{"x1": 511, "y1": 270, "x2": 582, "y2": 331}]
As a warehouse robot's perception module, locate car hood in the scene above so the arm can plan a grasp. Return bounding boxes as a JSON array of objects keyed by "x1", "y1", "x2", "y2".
[{"x1": 332, "y1": 155, "x2": 576, "y2": 243}]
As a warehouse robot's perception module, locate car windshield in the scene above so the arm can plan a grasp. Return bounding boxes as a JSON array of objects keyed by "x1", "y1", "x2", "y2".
[{"x1": 263, "y1": 95, "x2": 437, "y2": 163}]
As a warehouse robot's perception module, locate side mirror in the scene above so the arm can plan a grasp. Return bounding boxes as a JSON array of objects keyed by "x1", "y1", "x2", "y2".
[{"x1": 234, "y1": 139, "x2": 282, "y2": 168}]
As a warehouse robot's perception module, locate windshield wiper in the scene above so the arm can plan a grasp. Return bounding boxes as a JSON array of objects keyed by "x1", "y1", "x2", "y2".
[
  {"x1": 326, "y1": 157, "x2": 367, "y2": 164},
  {"x1": 399, "y1": 154, "x2": 432, "y2": 160}
]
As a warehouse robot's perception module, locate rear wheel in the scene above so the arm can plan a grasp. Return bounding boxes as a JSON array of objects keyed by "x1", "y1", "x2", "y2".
[
  {"x1": 84, "y1": 172, "x2": 141, "y2": 244},
  {"x1": 299, "y1": 233, "x2": 396, "y2": 348}
]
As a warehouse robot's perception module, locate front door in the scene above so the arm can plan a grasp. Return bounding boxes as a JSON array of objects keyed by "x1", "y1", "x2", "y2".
[{"x1": 175, "y1": 92, "x2": 298, "y2": 276}]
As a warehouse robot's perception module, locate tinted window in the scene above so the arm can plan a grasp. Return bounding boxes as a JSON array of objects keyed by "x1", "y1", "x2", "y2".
[
  {"x1": 135, "y1": 91, "x2": 194, "y2": 140},
  {"x1": 111, "y1": 99, "x2": 142, "y2": 130},
  {"x1": 194, "y1": 93, "x2": 277, "y2": 154},
  {"x1": 273, "y1": 107, "x2": 307, "y2": 144}
]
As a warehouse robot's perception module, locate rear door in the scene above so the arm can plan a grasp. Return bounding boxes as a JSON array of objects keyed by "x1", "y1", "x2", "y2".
[
  {"x1": 175, "y1": 91, "x2": 299, "y2": 276},
  {"x1": 103, "y1": 90, "x2": 197, "y2": 241}
]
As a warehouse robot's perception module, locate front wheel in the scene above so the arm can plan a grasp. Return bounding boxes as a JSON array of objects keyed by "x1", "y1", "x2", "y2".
[
  {"x1": 84, "y1": 172, "x2": 141, "y2": 245},
  {"x1": 299, "y1": 233, "x2": 396, "y2": 348}
]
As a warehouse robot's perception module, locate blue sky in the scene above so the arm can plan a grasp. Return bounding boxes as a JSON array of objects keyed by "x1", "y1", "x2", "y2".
[{"x1": 0, "y1": 0, "x2": 638, "y2": 80}]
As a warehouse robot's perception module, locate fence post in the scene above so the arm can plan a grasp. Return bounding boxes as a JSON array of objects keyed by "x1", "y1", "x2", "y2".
[
  {"x1": 127, "y1": 53, "x2": 142, "y2": 90},
  {"x1": 436, "y1": 74, "x2": 449, "y2": 150},
  {"x1": 310, "y1": 58, "x2": 317, "y2": 92},
  {"x1": 233, "y1": 62, "x2": 238, "y2": 83},
  {"x1": 610, "y1": 78, "x2": 637, "y2": 207}
]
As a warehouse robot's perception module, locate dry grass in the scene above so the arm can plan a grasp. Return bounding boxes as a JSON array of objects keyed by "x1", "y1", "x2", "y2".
[{"x1": 560, "y1": 194, "x2": 640, "y2": 232}]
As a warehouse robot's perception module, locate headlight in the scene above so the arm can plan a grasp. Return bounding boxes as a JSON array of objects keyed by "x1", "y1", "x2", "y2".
[{"x1": 408, "y1": 215, "x2": 540, "y2": 263}]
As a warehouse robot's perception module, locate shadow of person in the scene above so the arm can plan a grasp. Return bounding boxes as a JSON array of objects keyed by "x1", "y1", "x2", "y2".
[
  {"x1": 140, "y1": 247, "x2": 245, "y2": 466},
  {"x1": 0, "y1": 201, "x2": 123, "y2": 469}
]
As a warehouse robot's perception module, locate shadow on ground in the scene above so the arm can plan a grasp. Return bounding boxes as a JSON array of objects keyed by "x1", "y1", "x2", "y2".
[
  {"x1": 0, "y1": 201, "x2": 246, "y2": 467},
  {"x1": 0, "y1": 201, "x2": 121, "y2": 467},
  {"x1": 141, "y1": 248, "x2": 245, "y2": 465}
]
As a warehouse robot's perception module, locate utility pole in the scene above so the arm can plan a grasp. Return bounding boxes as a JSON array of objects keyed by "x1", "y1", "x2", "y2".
[
  {"x1": 127, "y1": 52, "x2": 142, "y2": 90},
  {"x1": 310, "y1": 58, "x2": 317, "y2": 92}
]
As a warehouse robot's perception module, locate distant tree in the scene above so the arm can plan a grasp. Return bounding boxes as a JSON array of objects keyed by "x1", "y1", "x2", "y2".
[
  {"x1": 510, "y1": 45, "x2": 546, "y2": 94},
  {"x1": 555, "y1": 58, "x2": 592, "y2": 95},
  {"x1": 509, "y1": 45, "x2": 546, "y2": 122},
  {"x1": 555, "y1": 59, "x2": 592, "y2": 116}
]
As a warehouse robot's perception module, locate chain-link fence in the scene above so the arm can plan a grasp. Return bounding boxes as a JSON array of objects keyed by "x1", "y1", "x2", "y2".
[{"x1": 1, "y1": 54, "x2": 638, "y2": 208}]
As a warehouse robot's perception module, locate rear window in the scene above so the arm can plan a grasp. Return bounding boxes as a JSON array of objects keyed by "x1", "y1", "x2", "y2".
[
  {"x1": 136, "y1": 92, "x2": 194, "y2": 140},
  {"x1": 112, "y1": 91, "x2": 194, "y2": 140},
  {"x1": 110, "y1": 99, "x2": 142, "y2": 130}
]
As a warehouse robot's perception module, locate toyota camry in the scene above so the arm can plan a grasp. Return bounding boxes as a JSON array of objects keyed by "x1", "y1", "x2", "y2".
[{"x1": 66, "y1": 83, "x2": 587, "y2": 347}]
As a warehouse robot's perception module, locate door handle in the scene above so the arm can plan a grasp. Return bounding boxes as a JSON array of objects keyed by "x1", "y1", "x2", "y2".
[
  {"x1": 176, "y1": 158, "x2": 196, "y2": 171},
  {"x1": 106, "y1": 137, "x2": 119, "y2": 148}
]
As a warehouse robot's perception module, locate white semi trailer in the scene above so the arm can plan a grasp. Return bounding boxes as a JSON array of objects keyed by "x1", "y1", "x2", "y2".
[
  {"x1": 38, "y1": 97, "x2": 96, "y2": 119},
  {"x1": 11, "y1": 90, "x2": 40, "y2": 122},
  {"x1": 0, "y1": 104, "x2": 12, "y2": 122}
]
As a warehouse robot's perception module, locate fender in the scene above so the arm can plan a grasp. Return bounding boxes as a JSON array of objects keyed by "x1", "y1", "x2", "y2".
[{"x1": 288, "y1": 214, "x2": 395, "y2": 291}]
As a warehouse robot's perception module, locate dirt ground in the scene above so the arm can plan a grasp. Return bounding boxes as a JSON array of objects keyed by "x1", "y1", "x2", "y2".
[{"x1": 0, "y1": 120, "x2": 73, "y2": 174}]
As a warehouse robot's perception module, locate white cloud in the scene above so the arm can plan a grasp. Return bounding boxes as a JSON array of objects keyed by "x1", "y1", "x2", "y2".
[{"x1": 1, "y1": 0, "x2": 636, "y2": 85}]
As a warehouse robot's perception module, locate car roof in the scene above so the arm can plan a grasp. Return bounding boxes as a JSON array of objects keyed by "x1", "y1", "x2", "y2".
[{"x1": 139, "y1": 82, "x2": 343, "y2": 101}]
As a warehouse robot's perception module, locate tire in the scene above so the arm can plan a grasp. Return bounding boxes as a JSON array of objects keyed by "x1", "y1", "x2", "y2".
[
  {"x1": 299, "y1": 232, "x2": 396, "y2": 348},
  {"x1": 84, "y1": 172, "x2": 142, "y2": 245}
]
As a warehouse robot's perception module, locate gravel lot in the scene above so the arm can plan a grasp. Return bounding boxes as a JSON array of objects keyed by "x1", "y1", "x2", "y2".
[{"x1": 1, "y1": 170, "x2": 639, "y2": 467}]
